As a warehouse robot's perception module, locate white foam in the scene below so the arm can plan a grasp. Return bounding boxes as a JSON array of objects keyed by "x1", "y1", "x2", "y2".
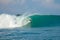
[{"x1": 0, "y1": 13, "x2": 31, "y2": 29}]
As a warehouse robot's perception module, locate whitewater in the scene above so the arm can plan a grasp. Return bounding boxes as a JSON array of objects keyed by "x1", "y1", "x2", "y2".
[{"x1": 0, "y1": 13, "x2": 31, "y2": 29}]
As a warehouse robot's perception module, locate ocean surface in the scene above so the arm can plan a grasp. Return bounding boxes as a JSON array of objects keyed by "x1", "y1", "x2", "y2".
[{"x1": 0, "y1": 15, "x2": 60, "y2": 40}]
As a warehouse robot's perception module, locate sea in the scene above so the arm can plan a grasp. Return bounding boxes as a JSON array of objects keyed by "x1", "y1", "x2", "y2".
[{"x1": 0, "y1": 15, "x2": 60, "y2": 40}]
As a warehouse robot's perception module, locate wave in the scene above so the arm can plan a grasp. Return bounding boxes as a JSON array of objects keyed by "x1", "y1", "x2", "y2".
[
  {"x1": 0, "y1": 13, "x2": 60, "y2": 29},
  {"x1": 30, "y1": 15, "x2": 60, "y2": 27}
]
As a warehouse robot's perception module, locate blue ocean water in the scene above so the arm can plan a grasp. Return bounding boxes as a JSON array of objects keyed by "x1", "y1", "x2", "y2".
[
  {"x1": 0, "y1": 15, "x2": 60, "y2": 40},
  {"x1": 0, "y1": 27, "x2": 60, "y2": 40}
]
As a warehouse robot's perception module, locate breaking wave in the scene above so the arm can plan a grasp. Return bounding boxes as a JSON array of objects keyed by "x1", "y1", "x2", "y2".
[
  {"x1": 0, "y1": 13, "x2": 31, "y2": 29},
  {"x1": 0, "y1": 13, "x2": 60, "y2": 29}
]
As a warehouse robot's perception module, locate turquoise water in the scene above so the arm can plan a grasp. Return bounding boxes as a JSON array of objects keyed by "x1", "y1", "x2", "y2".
[{"x1": 30, "y1": 15, "x2": 60, "y2": 27}]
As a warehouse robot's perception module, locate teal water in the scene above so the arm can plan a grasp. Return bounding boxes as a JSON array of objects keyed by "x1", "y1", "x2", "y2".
[{"x1": 30, "y1": 15, "x2": 60, "y2": 27}]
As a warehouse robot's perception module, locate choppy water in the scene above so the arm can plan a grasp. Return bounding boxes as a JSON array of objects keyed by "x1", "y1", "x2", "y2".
[{"x1": 0, "y1": 27, "x2": 60, "y2": 40}]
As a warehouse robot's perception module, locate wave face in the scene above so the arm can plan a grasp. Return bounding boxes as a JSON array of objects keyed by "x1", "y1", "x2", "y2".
[
  {"x1": 30, "y1": 15, "x2": 60, "y2": 27},
  {"x1": 0, "y1": 14, "x2": 31, "y2": 29}
]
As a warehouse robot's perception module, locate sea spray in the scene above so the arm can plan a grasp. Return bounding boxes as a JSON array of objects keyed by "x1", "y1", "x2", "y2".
[{"x1": 0, "y1": 13, "x2": 31, "y2": 29}]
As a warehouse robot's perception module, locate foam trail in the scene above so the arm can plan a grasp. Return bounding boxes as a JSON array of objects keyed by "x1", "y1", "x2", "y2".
[{"x1": 0, "y1": 13, "x2": 31, "y2": 29}]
